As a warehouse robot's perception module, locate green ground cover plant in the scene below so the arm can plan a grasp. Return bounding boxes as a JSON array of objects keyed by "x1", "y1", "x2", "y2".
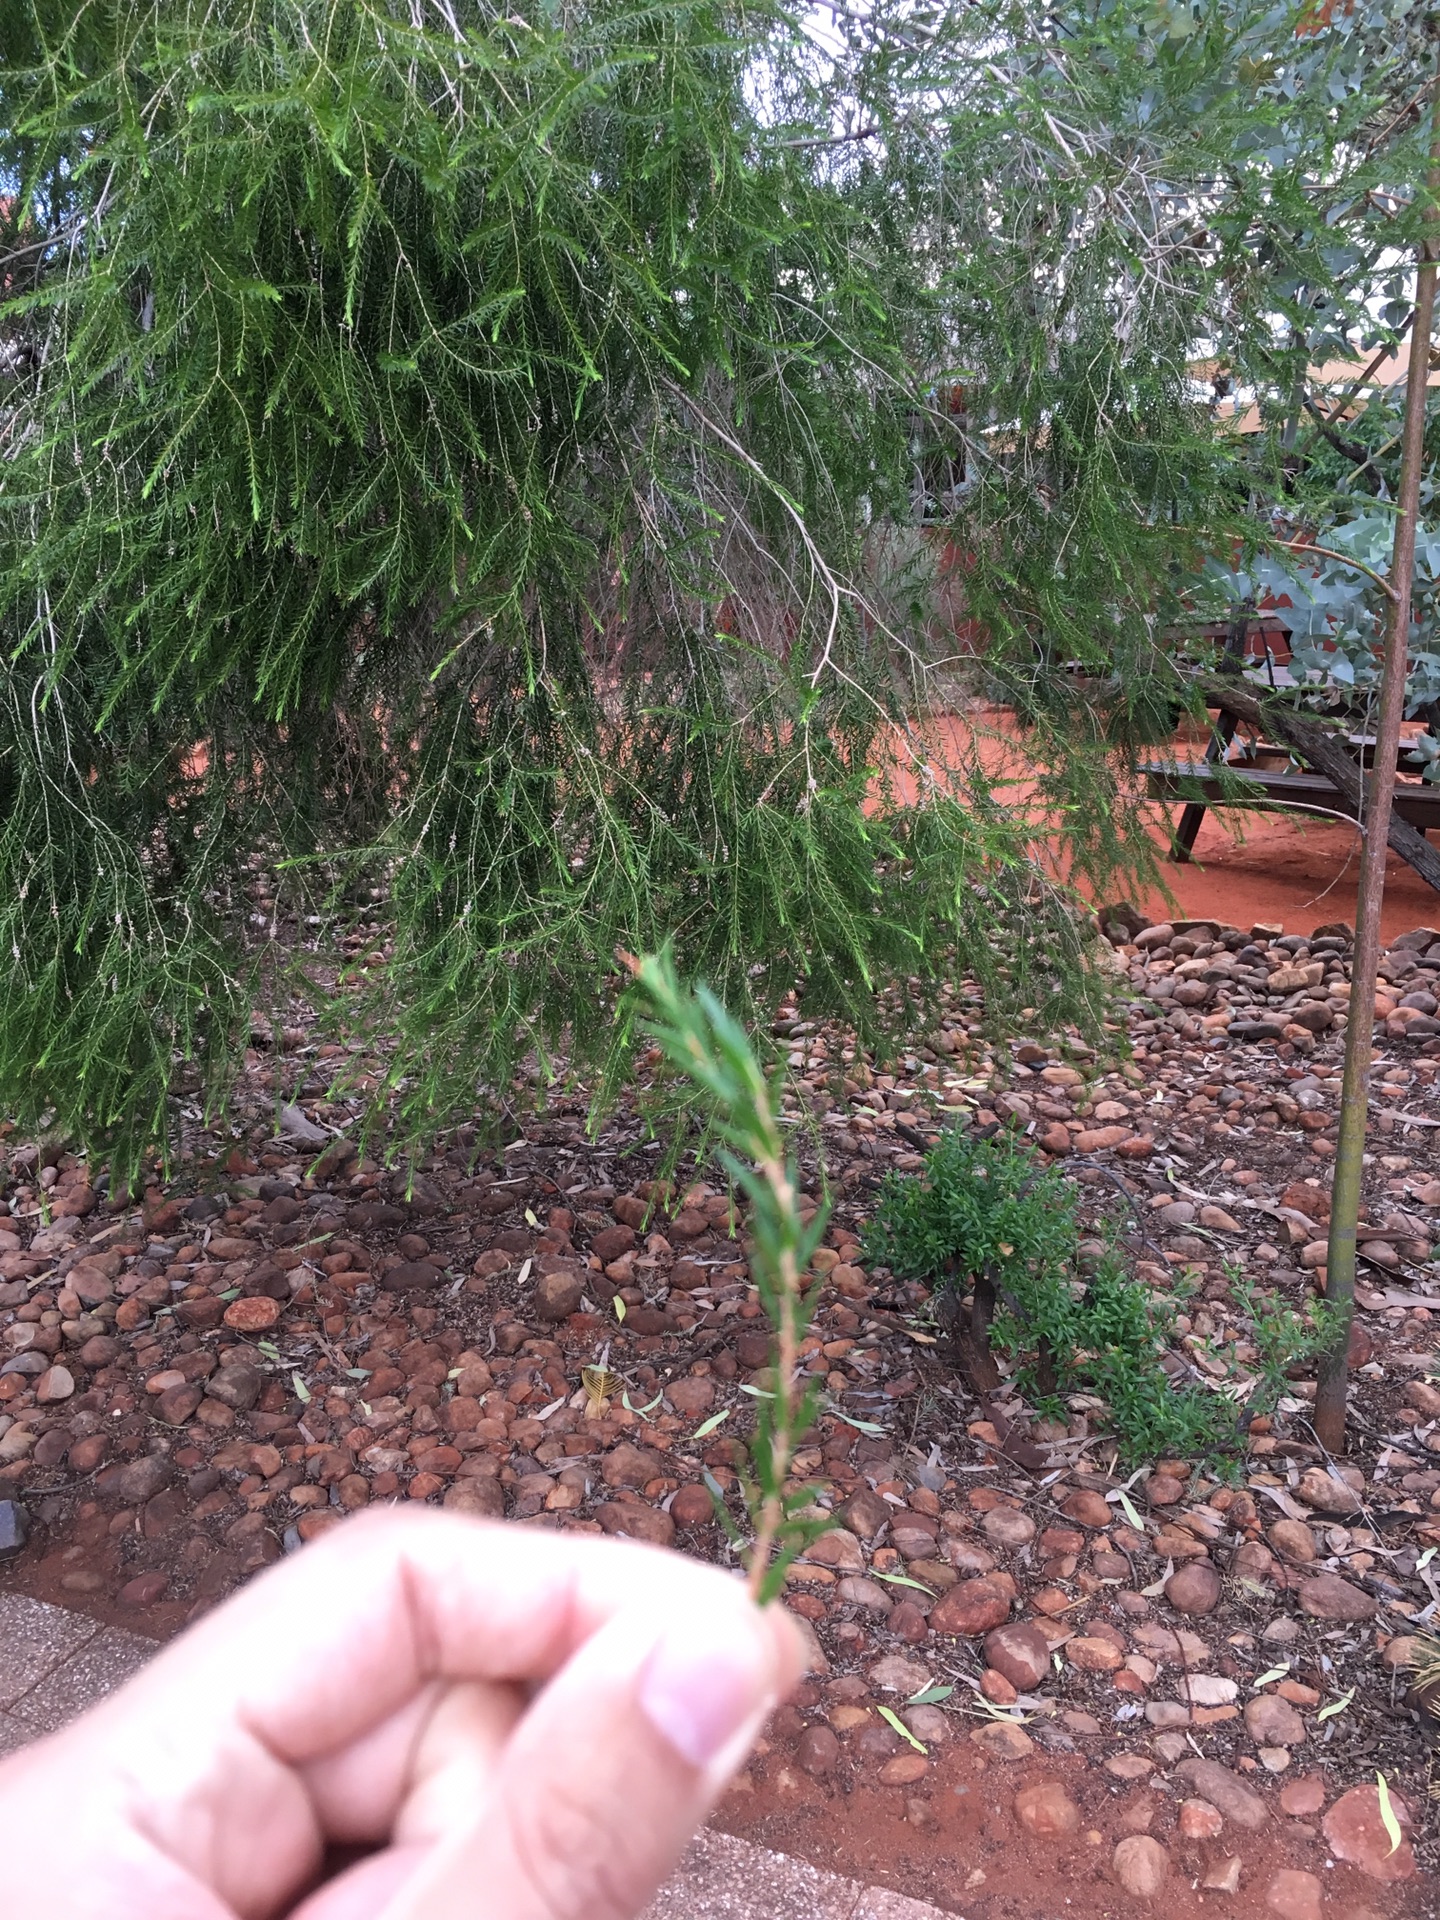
[
  {"x1": 861, "y1": 1127, "x2": 1237, "y2": 1463},
  {"x1": 1230, "y1": 1275, "x2": 1344, "y2": 1420}
]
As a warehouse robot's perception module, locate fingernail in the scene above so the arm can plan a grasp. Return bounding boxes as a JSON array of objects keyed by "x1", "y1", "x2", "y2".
[{"x1": 637, "y1": 1603, "x2": 772, "y2": 1769}]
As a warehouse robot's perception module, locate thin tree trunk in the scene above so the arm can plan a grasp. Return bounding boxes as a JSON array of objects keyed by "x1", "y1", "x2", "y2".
[{"x1": 1314, "y1": 107, "x2": 1440, "y2": 1452}]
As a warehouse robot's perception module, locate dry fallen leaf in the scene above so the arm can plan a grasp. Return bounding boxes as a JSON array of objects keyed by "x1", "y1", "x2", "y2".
[
  {"x1": 1376, "y1": 1772, "x2": 1403, "y2": 1857},
  {"x1": 581, "y1": 1364, "x2": 616, "y2": 1414},
  {"x1": 877, "y1": 1704, "x2": 926, "y2": 1754}
]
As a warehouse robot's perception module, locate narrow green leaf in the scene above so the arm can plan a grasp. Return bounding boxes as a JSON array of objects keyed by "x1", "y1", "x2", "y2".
[
  {"x1": 692, "y1": 1408, "x2": 731, "y2": 1438},
  {"x1": 1251, "y1": 1664, "x2": 1290, "y2": 1689},
  {"x1": 1316, "y1": 1687, "x2": 1354, "y2": 1721},
  {"x1": 871, "y1": 1570, "x2": 935, "y2": 1595},
  {"x1": 291, "y1": 1372, "x2": 311, "y2": 1403},
  {"x1": 1114, "y1": 1489, "x2": 1144, "y2": 1531},
  {"x1": 877, "y1": 1704, "x2": 926, "y2": 1754},
  {"x1": 906, "y1": 1684, "x2": 954, "y2": 1705},
  {"x1": 826, "y1": 1406, "x2": 887, "y2": 1435}
]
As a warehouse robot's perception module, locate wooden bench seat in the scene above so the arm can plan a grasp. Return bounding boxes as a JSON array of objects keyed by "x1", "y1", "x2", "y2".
[{"x1": 1141, "y1": 760, "x2": 1440, "y2": 834}]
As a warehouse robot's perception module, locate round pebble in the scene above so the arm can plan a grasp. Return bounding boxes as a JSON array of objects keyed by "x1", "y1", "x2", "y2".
[{"x1": 1164, "y1": 1561, "x2": 1221, "y2": 1615}]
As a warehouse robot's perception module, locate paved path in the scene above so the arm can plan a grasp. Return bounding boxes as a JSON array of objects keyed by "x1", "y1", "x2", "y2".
[
  {"x1": 0, "y1": 1591, "x2": 944, "y2": 1919},
  {"x1": 0, "y1": 1591, "x2": 156, "y2": 1749}
]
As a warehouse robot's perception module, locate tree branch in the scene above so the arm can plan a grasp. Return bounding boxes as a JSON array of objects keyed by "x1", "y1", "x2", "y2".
[
  {"x1": 1322, "y1": 314, "x2": 1415, "y2": 425},
  {"x1": 778, "y1": 123, "x2": 880, "y2": 149},
  {"x1": 1301, "y1": 395, "x2": 1379, "y2": 479},
  {"x1": 1192, "y1": 673, "x2": 1440, "y2": 893},
  {"x1": 1269, "y1": 536, "x2": 1401, "y2": 604}
]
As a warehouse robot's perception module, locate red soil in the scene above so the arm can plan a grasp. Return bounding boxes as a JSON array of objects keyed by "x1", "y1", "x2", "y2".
[
  {"x1": 1131, "y1": 805, "x2": 1438, "y2": 943},
  {"x1": 888, "y1": 707, "x2": 1440, "y2": 942}
]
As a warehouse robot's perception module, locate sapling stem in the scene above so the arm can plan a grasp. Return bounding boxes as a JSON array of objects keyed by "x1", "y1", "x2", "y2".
[
  {"x1": 620, "y1": 947, "x2": 827, "y2": 1603},
  {"x1": 1316, "y1": 85, "x2": 1440, "y2": 1452},
  {"x1": 744, "y1": 1143, "x2": 804, "y2": 1602}
]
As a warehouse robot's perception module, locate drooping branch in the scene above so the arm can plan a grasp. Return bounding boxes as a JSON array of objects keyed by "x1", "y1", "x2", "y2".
[{"x1": 1192, "y1": 672, "x2": 1440, "y2": 894}]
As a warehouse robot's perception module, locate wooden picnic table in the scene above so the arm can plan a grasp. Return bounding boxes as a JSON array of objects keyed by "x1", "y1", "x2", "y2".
[
  {"x1": 1143, "y1": 606, "x2": 1440, "y2": 860},
  {"x1": 1141, "y1": 759, "x2": 1440, "y2": 848}
]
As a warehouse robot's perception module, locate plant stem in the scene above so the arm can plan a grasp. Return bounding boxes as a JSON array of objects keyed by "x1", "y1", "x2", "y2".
[
  {"x1": 619, "y1": 946, "x2": 819, "y2": 1604},
  {"x1": 746, "y1": 1147, "x2": 802, "y2": 1602},
  {"x1": 1315, "y1": 90, "x2": 1440, "y2": 1452}
]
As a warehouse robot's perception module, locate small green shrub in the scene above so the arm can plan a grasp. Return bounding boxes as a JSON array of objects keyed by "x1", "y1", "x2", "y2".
[
  {"x1": 1079, "y1": 1268, "x2": 1240, "y2": 1464},
  {"x1": 861, "y1": 1126, "x2": 1076, "y2": 1306},
  {"x1": 862, "y1": 1128, "x2": 1235, "y2": 1464},
  {"x1": 1231, "y1": 1274, "x2": 1345, "y2": 1419}
]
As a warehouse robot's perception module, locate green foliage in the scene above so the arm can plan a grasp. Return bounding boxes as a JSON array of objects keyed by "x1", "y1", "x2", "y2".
[
  {"x1": 1231, "y1": 1274, "x2": 1346, "y2": 1417},
  {"x1": 626, "y1": 945, "x2": 828, "y2": 1602},
  {"x1": 1077, "y1": 1266, "x2": 1238, "y2": 1466},
  {"x1": 0, "y1": 0, "x2": 1114, "y2": 1176},
  {"x1": 1, "y1": 0, "x2": 1434, "y2": 1174},
  {"x1": 863, "y1": 1129, "x2": 1235, "y2": 1463},
  {"x1": 862, "y1": 1125, "x2": 1076, "y2": 1306},
  {"x1": 839, "y1": 0, "x2": 1438, "y2": 793}
]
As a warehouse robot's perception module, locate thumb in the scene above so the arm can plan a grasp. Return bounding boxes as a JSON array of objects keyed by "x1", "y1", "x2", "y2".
[{"x1": 381, "y1": 1581, "x2": 804, "y2": 1920}]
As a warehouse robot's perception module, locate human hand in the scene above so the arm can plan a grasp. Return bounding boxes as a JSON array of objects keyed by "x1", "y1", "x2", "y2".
[{"x1": 0, "y1": 1506, "x2": 804, "y2": 1920}]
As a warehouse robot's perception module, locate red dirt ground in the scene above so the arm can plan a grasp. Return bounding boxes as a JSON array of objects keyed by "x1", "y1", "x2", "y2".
[
  {"x1": 1133, "y1": 807, "x2": 1437, "y2": 946},
  {"x1": 4, "y1": 717, "x2": 1436, "y2": 1919},
  {"x1": 893, "y1": 706, "x2": 1440, "y2": 943},
  {"x1": 715, "y1": 1752, "x2": 1416, "y2": 1919}
]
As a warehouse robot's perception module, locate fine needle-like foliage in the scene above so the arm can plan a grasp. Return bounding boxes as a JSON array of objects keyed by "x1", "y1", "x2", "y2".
[
  {"x1": 0, "y1": 0, "x2": 1115, "y2": 1179},
  {"x1": 1, "y1": 0, "x2": 1436, "y2": 1181},
  {"x1": 624, "y1": 945, "x2": 830, "y2": 1602}
]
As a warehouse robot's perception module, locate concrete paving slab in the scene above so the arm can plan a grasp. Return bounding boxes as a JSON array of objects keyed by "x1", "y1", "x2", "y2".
[
  {"x1": 8, "y1": 1625, "x2": 157, "y2": 1734},
  {"x1": 0, "y1": 1592, "x2": 101, "y2": 1709},
  {"x1": 852, "y1": 1887, "x2": 951, "y2": 1920},
  {"x1": 640, "y1": 1829, "x2": 863, "y2": 1920}
]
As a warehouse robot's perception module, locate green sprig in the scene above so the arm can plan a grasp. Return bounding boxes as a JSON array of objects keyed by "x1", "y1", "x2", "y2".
[{"x1": 624, "y1": 945, "x2": 831, "y2": 1603}]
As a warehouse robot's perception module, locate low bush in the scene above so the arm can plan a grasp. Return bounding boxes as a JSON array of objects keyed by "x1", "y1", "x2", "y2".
[
  {"x1": 1230, "y1": 1275, "x2": 1344, "y2": 1420},
  {"x1": 861, "y1": 1127, "x2": 1236, "y2": 1463}
]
